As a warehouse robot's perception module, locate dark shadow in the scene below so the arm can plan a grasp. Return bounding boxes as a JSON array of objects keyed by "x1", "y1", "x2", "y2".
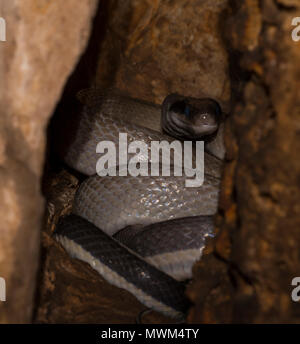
[{"x1": 42, "y1": 0, "x2": 129, "y2": 188}]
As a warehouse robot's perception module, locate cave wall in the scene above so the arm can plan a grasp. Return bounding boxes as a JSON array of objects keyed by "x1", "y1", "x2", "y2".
[
  {"x1": 188, "y1": 0, "x2": 300, "y2": 323},
  {"x1": 0, "y1": 0, "x2": 98, "y2": 323},
  {"x1": 92, "y1": 0, "x2": 230, "y2": 106},
  {"x1": 3, "y1": 0, "x2": 298, "y2": 324}
]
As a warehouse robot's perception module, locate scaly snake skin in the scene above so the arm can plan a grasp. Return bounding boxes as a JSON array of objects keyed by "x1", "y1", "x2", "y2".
[{"x1": 55, "y1": 89, "x2": 224, "y2": 319}]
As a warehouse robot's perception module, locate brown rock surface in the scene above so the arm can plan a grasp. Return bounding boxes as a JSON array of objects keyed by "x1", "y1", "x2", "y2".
[
  {"x1": 0, "y1": 0, "x2": 98, "y2": 323},
  {"x1": 95, "y1": 0, "x2": 230, "y2": 106},
  {"x1": 188, "y1": 0, "x2": 300, "y2": 323}
]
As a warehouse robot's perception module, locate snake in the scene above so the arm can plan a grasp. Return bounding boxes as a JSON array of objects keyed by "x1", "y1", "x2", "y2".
[{"x1": 54, "y1": 89, "x2": 224, "y2": 320}]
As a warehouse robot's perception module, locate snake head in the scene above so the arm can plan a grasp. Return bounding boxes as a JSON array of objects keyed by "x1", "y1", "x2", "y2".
[{"x1": 161, "y1": 94, "x2": 222, "y2": 141}]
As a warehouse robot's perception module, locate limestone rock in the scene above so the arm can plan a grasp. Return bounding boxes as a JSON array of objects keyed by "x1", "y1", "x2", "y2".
[{"x1": 0, "y1": 0, "x2": 98, "y2": 323}]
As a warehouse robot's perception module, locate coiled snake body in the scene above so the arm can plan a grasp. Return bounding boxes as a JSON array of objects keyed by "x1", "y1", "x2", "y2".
[{"x1": 55, "y1": 89, "x2": 224, "y2": 319}]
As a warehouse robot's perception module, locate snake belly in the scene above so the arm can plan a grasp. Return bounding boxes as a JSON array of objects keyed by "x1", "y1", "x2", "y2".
[{"x1": 55, "y1": 90, "x2": 223, "y2": 319}]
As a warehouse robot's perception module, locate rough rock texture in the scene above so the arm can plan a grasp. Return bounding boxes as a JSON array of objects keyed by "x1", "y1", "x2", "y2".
[
  {"x1": 35, "y1": 0, "x2": 230, "y2": 323},
  {"x1": 187, "y1": 0, "x2": 300, "y2": 323},
  {"x1": 0, "y1": 0, "x2": 98, "y2": 323},
  {"x1": 93, "y1": 0, "x2": 230, "y2": 105}
]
